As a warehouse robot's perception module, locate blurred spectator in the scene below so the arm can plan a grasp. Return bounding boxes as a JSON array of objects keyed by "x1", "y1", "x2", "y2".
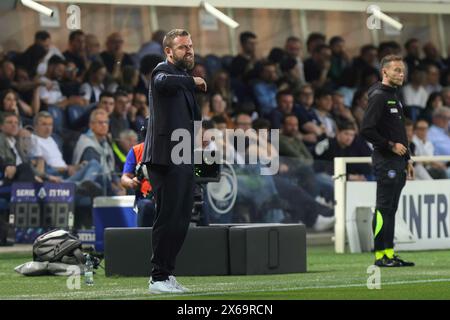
[
  {"x1": 427, "y1": 106, "x2": 450, "y2": 155},
  {"x1": 35, "y1": 31, "x2": 65, "y2": 77},
  {"x1": 191, "y1": 62, "x2": 209, "y2": 87},
  {"x1": 0, "y1": 112, "x2": 42, "y2": 183},
  {"x1": 304, "y1": 44, "x2": 332, "y2": 89},
  {"x1": 314, "y1": 120, "x2": 372, "y2": 180},
  {"x1": 252, "y1": 60, "x2": 278, "y2": 116},
  {"x1": 404, "y1": 38, "x2": 421, "y2": 81},
  {"x1": 278, "y1": 57, "x2": 302, "y2": 96},
  {"x1": 72, "y1": 109, "x2": 122, "y2": 195},
  {"x1": 129, "y1": 92, "x2": 149, "y2": 132},
  {"x1": 422, "y1": 42, "x2": 447, "y2": 71},
  {"x1": 332, "y1": 91, "x2": 355, "y2": 124},
  {"x1": 38, "y1": 55, "x2": 85, "y2": 109},
  {"x1": 313, "y1": 88, "x2": 336, "y2": 138},
  {"x1": 328, "y1": 36, "x2": 350, "y2": 85},
  {"x1": 230, "y1": 31, "x2": 257, "y2": 80},
  {"x1": 109, "y1": 90, "x2": 130, "y2": 139},
  {"x1": 412, "y1": 118, "x2": 448, "y2": 179},
  {"x1": 296, "y1": 84, "x2": 326, "y2": 145},
  {"x1": 108, "y1": 65, "x2": 139, "y2": 93},
  {"x1": 30, "y1": 111, "x2": 104, "y2": 193},
  {"x1": 72, "y1": 91, "x2": 115, "y2": 130},
  {"x1": 346, "y1": 44, "x2": 379, "y2": 88},
  {"x1": 402, "y1": 66, "x2": 428, "y2": 109},
  {"x1": 267, "y1": 90, "x2": 298, "y2": 129},
  {"x1": 63, "y1": 30, "x2": 87, "y2": 79},
  {"x1": 420, "y1": 91, "x2": 444, "y2": 124},
  {"x1": 284, "y1": 36, "x2": 305, "y2": 84},
  {"x1": 378, "y1": 41, "x2": 402, "y2": 63},
  {"x1": 306, "y1": 33, "x2": 326, "y2": 56},
  {"x1": 350, "y1": 89, "x2": 369, "y2": 129},
  {"x1": 1, "y1": 88, "x2": 36, "y2": 119},
  {"x1": 136, "y1": 30, "x2": 165, "y2": 65},
  {"x1": 442, "y1": 86, "x2": 450, "y2": 107},
  {"x1": 14, "y1": 43, "x2": 47, "y2": 79},
  {"x1": 208, "y1": 93, "x2": 233, "y2": 128},
  {"x1": 101, "y1": 32, "x2": 134, "y2": 77},
  {"x1": 112, "y1": 129, "x2": 138, "y2": 172},
  {"x1": 136, "y1": 54, "x2": 163, "y2": 95},
  {"x1": 85, "y1": 34, "x2": 102, "y2": 63},
  {"x1": 0, "y1": 60, "x2": 15, "y2": 92},
  {"x1": 424, "y1": 64, "x2": 442, "y2": 94},
  {"x1": 13, "y1": 67, "x2": 41, "y2": 116},
  {"x1": 80, "y1": 61, "x2": 107, "y2": 104},
  {"x1": 211, "y1": 70, "x2": 236, "y2": 113},
  {"x1": 60, "y1": 61, "x2": 81, "y2": 98}
]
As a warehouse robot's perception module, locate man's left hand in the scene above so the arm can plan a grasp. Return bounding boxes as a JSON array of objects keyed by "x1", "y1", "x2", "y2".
[{"x1": 407, "y1": 162, "x2": 415, "y2": 180}]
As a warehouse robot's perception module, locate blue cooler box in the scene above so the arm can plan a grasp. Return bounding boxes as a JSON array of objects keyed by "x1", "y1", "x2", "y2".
[{"x1": 93, "y1": 196, "x2": 137, "y2": 251}]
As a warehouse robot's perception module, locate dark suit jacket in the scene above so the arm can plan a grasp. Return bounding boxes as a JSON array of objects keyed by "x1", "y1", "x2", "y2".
[{"x1": 143, "y1": 60, "x2": 201, "y2": 165}]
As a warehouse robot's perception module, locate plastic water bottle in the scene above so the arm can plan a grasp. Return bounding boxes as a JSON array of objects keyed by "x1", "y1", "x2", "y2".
[{"x1": 85, "y1": 255, "x2": 94, "y2": 286}]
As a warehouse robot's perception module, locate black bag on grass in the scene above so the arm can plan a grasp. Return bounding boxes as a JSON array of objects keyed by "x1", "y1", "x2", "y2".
[{"x1": 32, "y1": 229, "x2": 86, "y2": 265}]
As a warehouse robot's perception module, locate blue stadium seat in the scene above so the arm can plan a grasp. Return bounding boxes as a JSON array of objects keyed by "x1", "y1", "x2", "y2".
[
  {"x1": 204, "y1": 54, "x2": 222, "y2": 77},
  {"x1": 221, "y1": 55, "x2": 233, "y2": 72},
  {"x1": 67, "y1": 105, "x2": 87, "y2": 129},
  {"x1": 47, "y1": 105, "x2": 66, "y2": 135}
]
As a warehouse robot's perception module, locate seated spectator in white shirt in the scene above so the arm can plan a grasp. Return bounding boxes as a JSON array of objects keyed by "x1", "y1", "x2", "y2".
[
  {"x1": 30, "y1": 111, "x2": 104, "y2": 194},
  {"x1": 402, "y1": 67, "x2": 429, "y2": 109},
  {"x1": 313, "y1": 88, "x2": 336, "y2": 138},
  {"x1": 412, "y1": 119, "x2": 448, "y2": 179},
  {"x1": 427, "y1": 106, "x2": 450, "y2": 156}
]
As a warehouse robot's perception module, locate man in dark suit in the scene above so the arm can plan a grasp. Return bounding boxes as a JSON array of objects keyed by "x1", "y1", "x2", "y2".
[{"x1": 143, "y1": 29, "x2": 206, "y2": 294}]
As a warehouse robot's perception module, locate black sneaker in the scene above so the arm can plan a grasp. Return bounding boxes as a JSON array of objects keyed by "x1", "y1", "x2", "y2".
[
  {"x1": 392, "y1": 255, "x2": 415, "y2": 267},
  {"x1": 374, "y1": 255, "x2": 398, "y2": 267}
]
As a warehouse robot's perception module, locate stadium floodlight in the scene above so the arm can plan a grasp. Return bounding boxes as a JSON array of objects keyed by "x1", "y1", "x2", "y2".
[
  {"x1": 201, "y1": 1, "x2": 239, "y2": 29},
  {"x1": 369, "y1": 6, "x2": 403, "y2": 31},
  {"x1": 21, "y1": 0, "x2": 54, "y2": 17}
]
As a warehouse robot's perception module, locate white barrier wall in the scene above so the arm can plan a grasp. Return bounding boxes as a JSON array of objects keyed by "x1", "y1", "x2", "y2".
[{"x1": 346, "y1": 180, "x2": 450, "y2": 252}]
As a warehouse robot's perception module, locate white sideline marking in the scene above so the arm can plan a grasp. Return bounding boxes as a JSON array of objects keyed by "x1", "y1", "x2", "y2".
[
  {"x1": 143, "y1": 278, "x2": 450, "y2": 299},
  {"x1": 2, "y1": 278, "x2": 450, "y2": 300}
]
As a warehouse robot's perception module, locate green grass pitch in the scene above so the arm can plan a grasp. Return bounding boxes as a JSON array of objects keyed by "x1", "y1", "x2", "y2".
[{"x1": 1, "y1": 246, "x2": 450, "y2": 300}]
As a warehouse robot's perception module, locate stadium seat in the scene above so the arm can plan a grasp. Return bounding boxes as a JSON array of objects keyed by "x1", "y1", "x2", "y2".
[
  {"x1": 67, "y1": 104, "x2": 87, "y2": 129},
  {"x1": 204, "y1": 54, "x2": 222, "y2": 77},
  {"x1": 46, "y1": 105, "x2": 66, "y2": 135}
]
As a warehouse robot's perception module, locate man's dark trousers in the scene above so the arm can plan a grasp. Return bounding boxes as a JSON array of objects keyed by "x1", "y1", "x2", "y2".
[
  {"x1": 372, "y1": 150, "x2": 407, "y2": 253},
  {"x1": 148, "y1": 163, "x2": 194, "y2": 281}
]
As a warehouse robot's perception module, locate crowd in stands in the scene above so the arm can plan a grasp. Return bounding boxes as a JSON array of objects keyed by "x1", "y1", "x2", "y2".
[{"x1": 1, "y1": 29, "x2": 450, "y2": 230}]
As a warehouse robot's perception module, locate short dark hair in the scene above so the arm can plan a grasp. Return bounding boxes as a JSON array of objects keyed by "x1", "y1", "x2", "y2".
[
  {"x1": 314, "y1": 44, "x2": 331, "y2": 54},
  {"x1": 69, "y1": 30, "x2": 84, "y2": 42},
  {"x1": 380, "y1": 54, "x2": 404, "y2": 69},
  {"x1": 336, "y1": 119, "x2": 356, "y2": 131},
  {"x1": 0, "y1": 112, "x2": 18, "y2": 125},
  {"x1": 211, "y1": 115, "x2": 227, "y2": 125},
  {"x1": 140, "y1": 54, "x2": 163, "y2": 75},
  {"x1": 163, "y1": 29, "x2": 190, "y2": 49},
  {"x1": 252, "y1": 118, "x2": 271, "y2": 130},
  {"x1": 306, "y1": 33, "x2": 326, "y2": 47},
  {"x1": 314, "y1": 88, "x2": 333, "y2": 101},
  {"x1": 404, "y1": 118, "x2": 414, "y2": 127},
  {"x1": 35, "y1": 31, "x2": 50, "y2": 42},
  {"x1": 360, "y1": 44, "x2": 377, "y2": 56},
  {"x1": 47, "y1": 55, "x2": 66, "y2": 66},
  {"x1": 114, "y1": 90, "x2": 129, "y2": 100},
  {"x1": 329, "y1": 36, "x2": 344, "y2": 47},
  {"x1": 404, "y1": 38, "x2": 419, "y2": 50},
  {"x1": 276, "y1": 89, "x2": 293, "y2": 102},
  {"x1": 99, "y1": 91, "x2": 114, "y2": 101},
  {"x1": 286, "y1": 36, "x2": 301, "y2": 43},
  {"x1": 239, "y1": 32, "x2": 257, "y2": 46},
  {"x1": 282, "y1": 114, "x2": 298, "y2": 125}
]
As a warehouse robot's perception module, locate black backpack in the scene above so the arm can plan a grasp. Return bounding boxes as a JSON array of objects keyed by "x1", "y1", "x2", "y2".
[{"x1": 32, "y1": 229, "x2": 86, "y2": 265}]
